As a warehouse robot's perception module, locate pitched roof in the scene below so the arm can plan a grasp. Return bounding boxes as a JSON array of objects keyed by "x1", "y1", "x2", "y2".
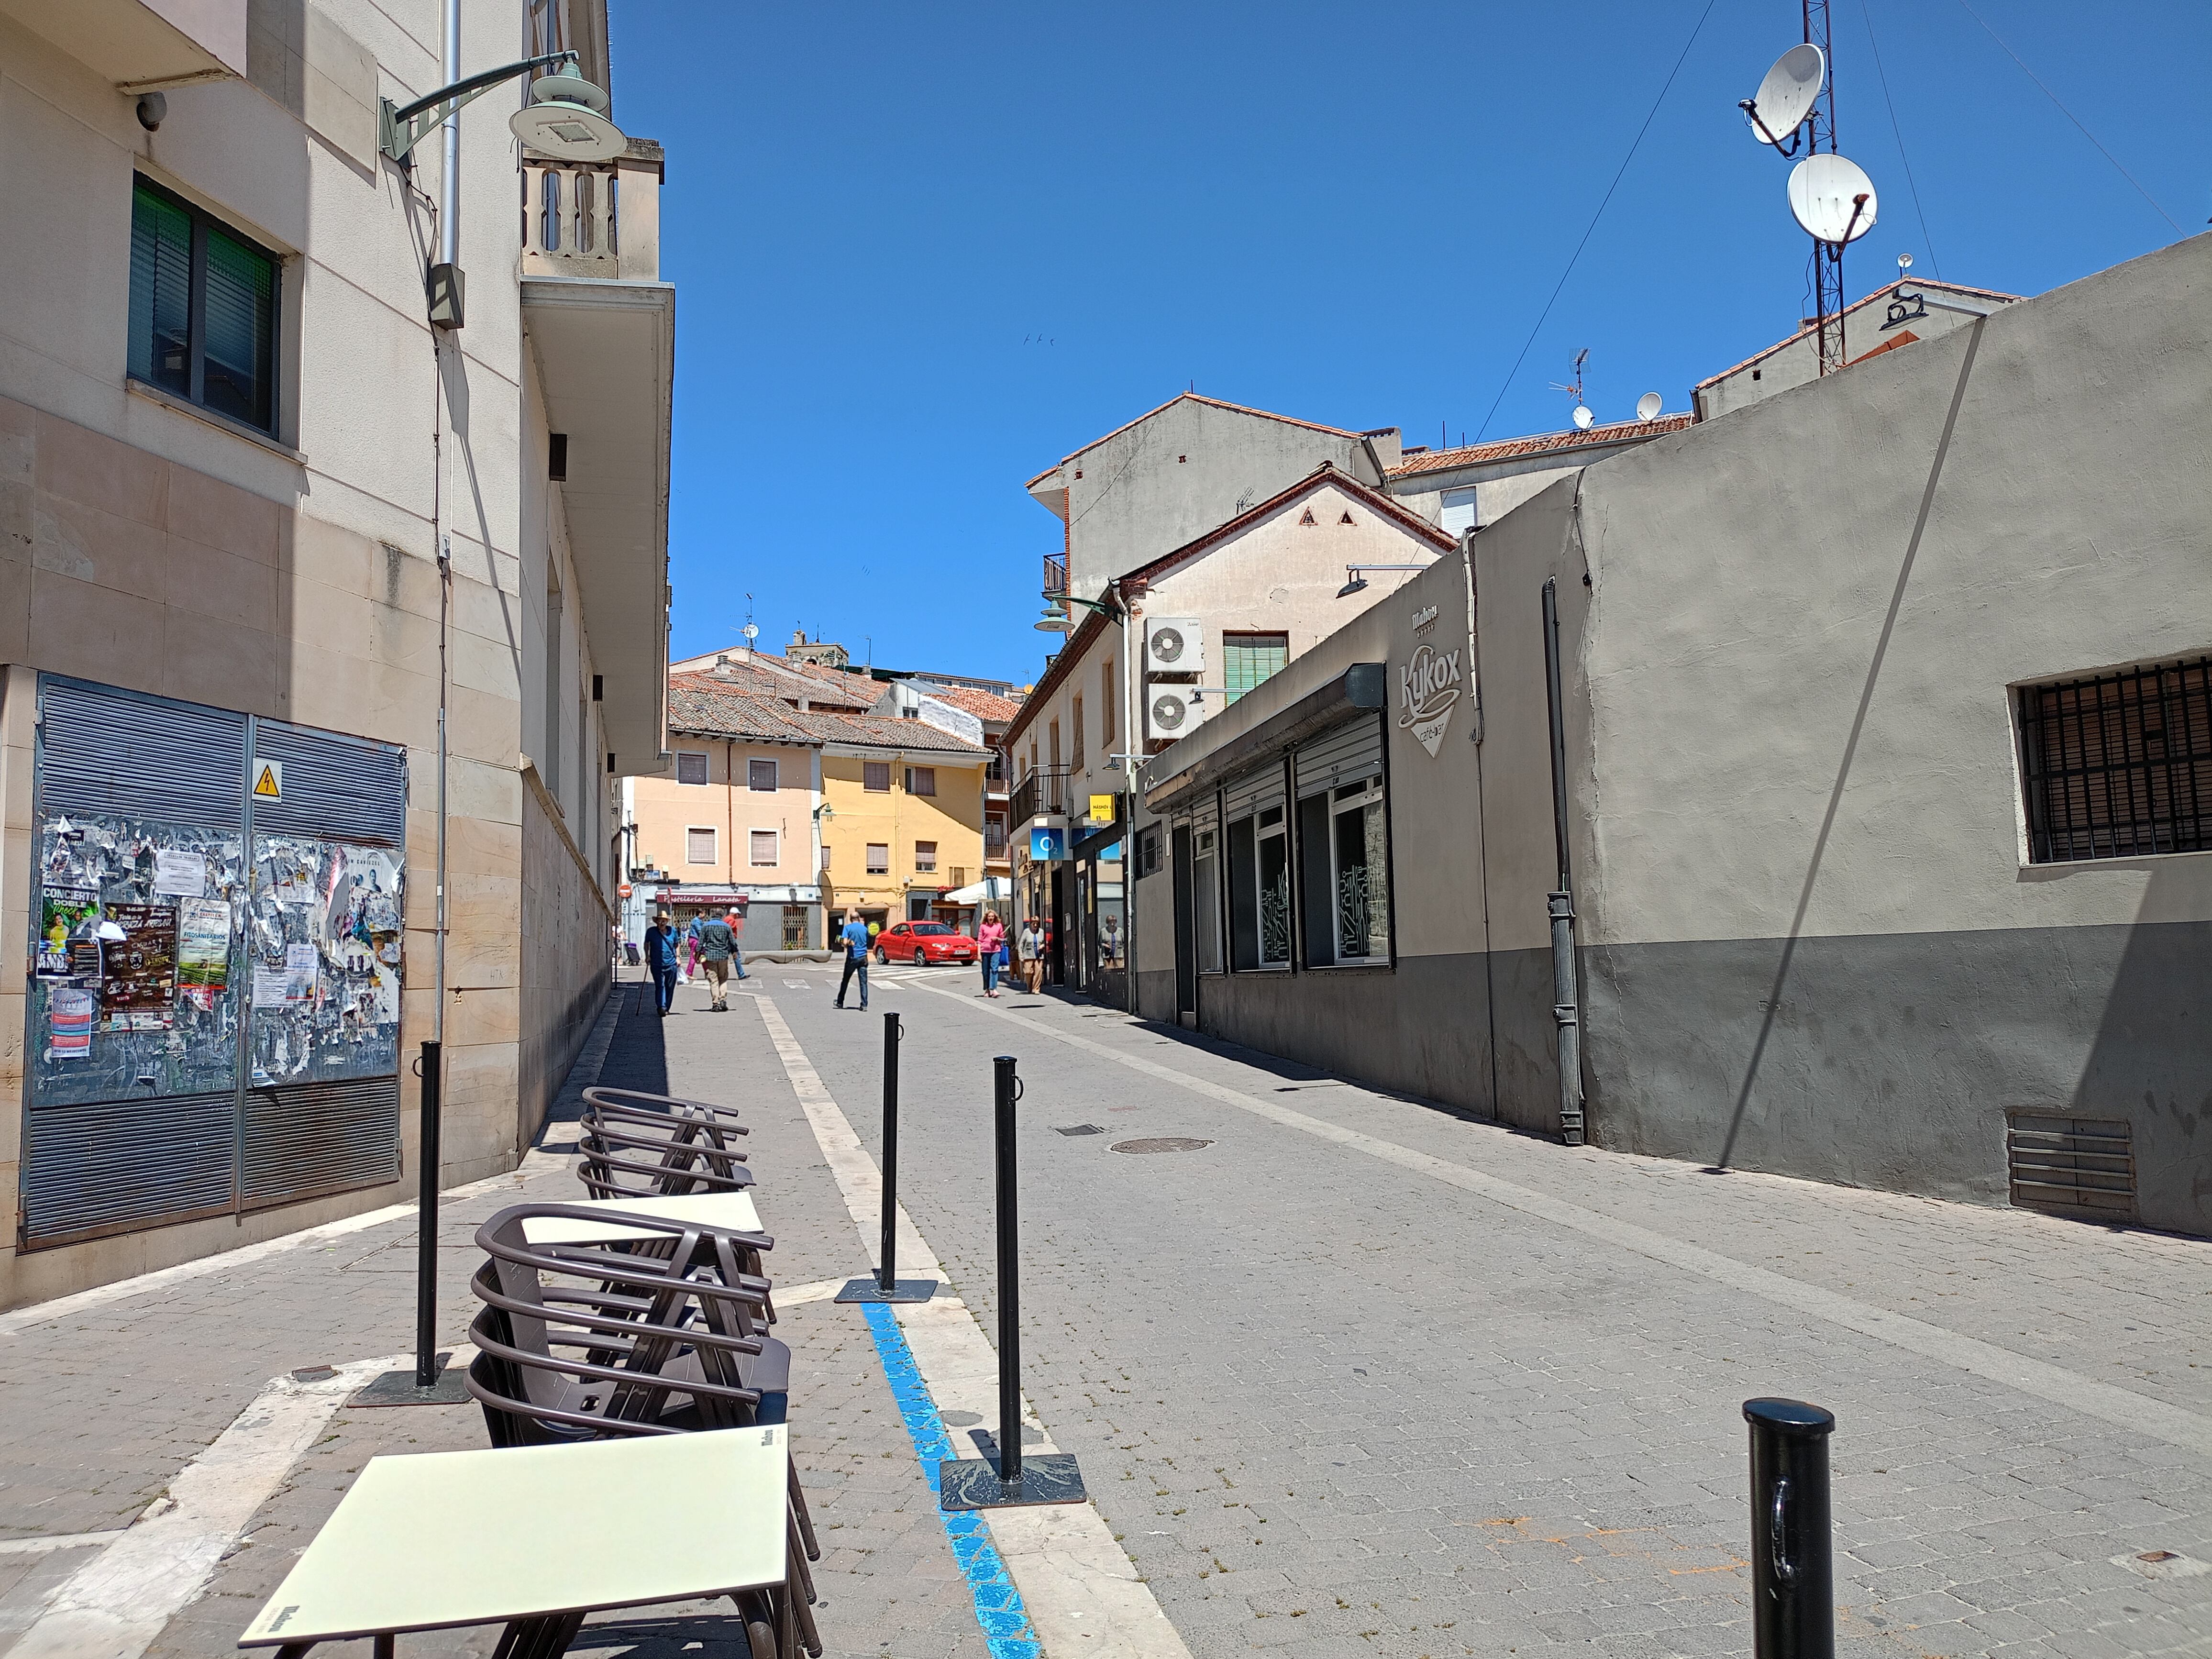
[
  {"x1": 1005, "y1": 463, "x2": 1454, "y2": 748},
  {"x1": 669, "y1": 653, "x2": 874, "y2": 710},
  {"x1": 1026, "y1": 392, "x2": 1363, "y2": 490},
  {"x1": 666, "y1": 681, "x2": 984, "y2": 755},
  {"x1": 1692, "y1": 279, "x2": 2024, "y2": 390},
  {"x1": 913, "y1": 683, "x2": 1023, "y2": 724},
  {"x1": 1387, "y1": 413, "x2": 1697, "y2": 481}
]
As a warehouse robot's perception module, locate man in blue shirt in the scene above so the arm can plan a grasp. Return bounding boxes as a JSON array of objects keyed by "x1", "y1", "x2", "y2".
[
  {"x1": 642, "y1": 913, "x2": 678, "y2": 1016},
  {"x1": 833, "y1": 907, "x2": 871, "y2": 1011}
]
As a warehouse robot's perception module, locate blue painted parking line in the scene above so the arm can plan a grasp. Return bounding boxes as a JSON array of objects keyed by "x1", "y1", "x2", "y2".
[{"x1": 858, "y1": 1301, "x2": 1041, "y2": 1658}]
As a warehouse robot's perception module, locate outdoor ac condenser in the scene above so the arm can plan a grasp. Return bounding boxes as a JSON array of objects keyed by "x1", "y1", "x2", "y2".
[
  {"x1": 1145, "y1": 617, "x2": 1204, "y2": 674},
  {"x1": 1146, "y1": 686, "x2": 1206, "y2": 742}
]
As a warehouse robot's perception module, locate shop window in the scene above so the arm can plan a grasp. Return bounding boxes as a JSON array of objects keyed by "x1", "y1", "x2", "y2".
[
  {"x1": 866, "y1": 842, "x2": 890, "y2": 874},
  {"x1": 2017, "y1": 656, "x2": 2210, "y2": 862},
  {"x1": 905, "y1": 765, "x2": 937, "y2": 796},
  {"x1": 1302, "y1": 776, "x2": 1388, "y2": 964},
  {"x1": 676, "y1": 752, "x2": 709, "y2": 785},
  {"x1": 748, "y1": 757, "x2": 778, "y2": 791},
  {"x1": 128, "y1": 178, "x2": 279, "y2": 434},
  {"x1": 1226, "y1": 806, "x2": 1290, "y2": 969},
  {"x1": 915, "y1": 840, "x2": 938, "y2": 873},
  {"x1": 864, "y1": 762, "x2": 891, "y2": 792},
  {"x1": 1193, "y1": 829, "x2": 1223, "y2": 973},
  {"x1": 1223, "y1": 633, "x2": 1289, "y2": 704},
  {"x1": 1136, "y1": 824, "x2": 1162, "y2": 878},
  {"x1": 749, "y1": 830, "x2": 778, "y2": 866},
  {"x1": 686, "y1": 827, "x2": 717, "y2": 864}
]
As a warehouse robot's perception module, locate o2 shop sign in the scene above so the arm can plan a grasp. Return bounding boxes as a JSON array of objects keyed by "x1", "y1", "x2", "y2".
[{"x1": 1397, "y1": 642, "x2": 1461, "y2": 756}]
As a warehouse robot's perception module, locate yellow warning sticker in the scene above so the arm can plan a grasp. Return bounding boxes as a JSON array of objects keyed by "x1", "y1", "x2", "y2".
[{"x1": 253, "y1": 761, "x2": 283, "y2": 801}]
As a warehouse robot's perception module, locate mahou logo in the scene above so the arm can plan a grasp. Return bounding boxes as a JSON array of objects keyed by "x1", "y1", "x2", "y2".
[{"x1": 1398, "y1": 643, "x2": 1461, "y2": 757}]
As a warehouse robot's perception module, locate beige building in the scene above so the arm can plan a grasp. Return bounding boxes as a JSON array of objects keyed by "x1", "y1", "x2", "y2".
[{"x1": 0, "y1": 0, "x2": 671, "y2": 1306}]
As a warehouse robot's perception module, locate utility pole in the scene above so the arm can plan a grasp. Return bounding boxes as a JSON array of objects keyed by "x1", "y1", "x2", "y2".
[{"x1": 1804, "y1": 0, "x2": 1845, "y2": 375}]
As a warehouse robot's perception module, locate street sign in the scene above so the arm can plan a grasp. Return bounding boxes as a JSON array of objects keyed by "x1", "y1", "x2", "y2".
[
  {"x1": 1029, "y1": 825, "x2": 1065, "y2": 863},
  {"x1": 617, "y1": 883, "x2": 632, "y2": 898},
  {"x1": 252, "y1": 759, "x2": 283, "y2": 801}
]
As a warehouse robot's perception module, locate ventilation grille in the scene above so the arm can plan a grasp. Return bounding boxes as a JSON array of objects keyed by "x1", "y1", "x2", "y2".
[
  {"x1": 243, "y1": 1075, "x2": 401, "y2": 1208},
  {"x1": 2006, "y1": 1111, "x2": 2136, "y2": 1221},
  {"x1": 21, "y1": 1091, "x2": 237, "y2": 1246}
]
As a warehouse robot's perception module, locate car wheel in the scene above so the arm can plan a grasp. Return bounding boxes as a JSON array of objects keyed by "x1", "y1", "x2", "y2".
[{"x1": 876, "y1": 947, "x2": 889, "y2": 965}]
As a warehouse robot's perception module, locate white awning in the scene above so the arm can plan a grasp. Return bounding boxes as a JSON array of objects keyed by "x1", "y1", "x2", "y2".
[{"x1": 939, "y1": 877, "x2": 1014, "y2": 905}]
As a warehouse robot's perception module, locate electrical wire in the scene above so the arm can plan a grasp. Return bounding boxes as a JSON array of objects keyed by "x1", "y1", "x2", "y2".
[
  {"x1": 1859, "y1": 0, "x2": 1941, "y2": 278},
  {"x1": 1472, "y1": 0, "x2": 1720, "y2": 443},
  {"x1": 1952, "y1": 0, "x2": 2183, "y2": 234}
]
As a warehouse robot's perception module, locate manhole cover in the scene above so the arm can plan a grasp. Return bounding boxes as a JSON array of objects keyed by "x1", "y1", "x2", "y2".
[
  {"x1": 1110, "y1": 1137, "x2": 1213, "y2": 1154},
  {"x1": 1054, "y1": 1124, "x2": 1107, "y2": 1137}
]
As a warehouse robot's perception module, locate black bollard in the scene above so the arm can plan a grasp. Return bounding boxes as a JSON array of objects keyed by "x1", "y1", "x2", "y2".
[
  {"x1": 938, "y1": 1054, "x2": 1086, "y2": 1511},
  {"x1": 836, "y1": 1013, "x2": 935, "y2": 1304},
  {"x1": 1744, "y1": 1398, "x2": 1836, "y2": 1659},
  {"x1": 348, "y1": 1040, "x2": 468, "y2": 1403}
]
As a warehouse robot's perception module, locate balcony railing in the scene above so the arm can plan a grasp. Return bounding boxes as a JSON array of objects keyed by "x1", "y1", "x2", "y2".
[
  {"x1": 1010, "y1": 768, "x2": 1072, "y2": 825},
  {"x1": 1044, "y1": 552, "x2": 1068, "y2": 597},
  {"x1": 521, "y1": 139, "x2": 663, "y2": 281}
]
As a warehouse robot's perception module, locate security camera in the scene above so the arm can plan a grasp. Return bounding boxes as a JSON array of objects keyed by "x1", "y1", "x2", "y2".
[{"x1": 135, "y1": 93, "x2": 166, "y2": 132}]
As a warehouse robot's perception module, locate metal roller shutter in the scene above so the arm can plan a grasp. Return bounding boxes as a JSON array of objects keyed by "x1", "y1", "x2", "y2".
[
  {"x1": 1221, "y1": 763, "x2": 1284, "y2": 825},
  {"x1": 243, "y1": 1076, "x2": 402, "y2": 1207},
  {"x1": 1295, "y1": 716, "x2": 1384, "y2": 799},
  {"x1": 39, "y1": 677, "x2": 246, "y2": 827},
  {"x1": 21, "y1": 1091, "x2": 237, "y2": 1245},
  {"x1": 251, "y1": 720, "x2": 408, "y2": 845}
]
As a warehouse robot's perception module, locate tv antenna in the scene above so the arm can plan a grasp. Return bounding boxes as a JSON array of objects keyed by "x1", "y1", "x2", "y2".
[
  {"x1": 739, "y1": 593, "x2": 759, "y2": 647},
  {"x1": 1739, "y1": 5, "x2": 1873, "y2": 375},
  {"x1": 1548, "y1": 348, "x2": 1594, "y2": 431}
]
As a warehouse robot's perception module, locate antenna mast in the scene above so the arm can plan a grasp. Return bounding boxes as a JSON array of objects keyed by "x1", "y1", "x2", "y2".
[{"x1": 1804, "y1": 0, "x2": 1845, "y2": 374}]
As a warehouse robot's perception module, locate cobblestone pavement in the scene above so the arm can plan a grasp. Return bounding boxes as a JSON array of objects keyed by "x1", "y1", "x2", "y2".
[{"x1": 1, "y1": 962, "x2": 2207, "y2": 1659}]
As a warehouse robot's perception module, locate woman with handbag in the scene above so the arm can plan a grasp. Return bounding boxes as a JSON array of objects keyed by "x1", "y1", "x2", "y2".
[{"x1": 977, "y1": 910, "x2": 1007, "y2": 998}]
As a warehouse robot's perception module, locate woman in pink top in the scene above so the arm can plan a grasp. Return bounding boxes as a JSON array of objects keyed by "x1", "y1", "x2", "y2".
[{"x1": 977, "y1": 911, "x2": 1007, "y2": 998}]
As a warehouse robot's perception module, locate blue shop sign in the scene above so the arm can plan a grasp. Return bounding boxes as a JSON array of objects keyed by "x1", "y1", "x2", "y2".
[{"x1": 1029, "y1": 825, "x2": 1066, "y2": 863}]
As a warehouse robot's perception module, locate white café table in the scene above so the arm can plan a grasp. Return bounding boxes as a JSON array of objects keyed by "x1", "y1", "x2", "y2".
[
  {"x1": 238, "y1": 1426, "x2": 788, "y2": 1655},
  {"x1": 518, "y1": 1190, "x2": 764, "y2": 1247}
]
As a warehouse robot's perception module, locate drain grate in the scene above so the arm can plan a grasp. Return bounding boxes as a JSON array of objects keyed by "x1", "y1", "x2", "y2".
[
  {"x1": 2007, "y1": 1110, "x2": 2136, "y2": 1221},
  {"x1": 1110, "y1": 1137, "x2": 1213, "y2": 1155},
  {"x1": 1054, "y1": 1124, "x2": 1107, "y2": 1137}
]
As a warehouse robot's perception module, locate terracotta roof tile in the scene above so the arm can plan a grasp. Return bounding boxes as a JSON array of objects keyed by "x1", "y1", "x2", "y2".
[
  {"x1": 1387, "y1": 414, "x2": 1696, "y2": 480},
  {"x1": 913, "y1": 683, "x2": 1023, "y2": 723}
]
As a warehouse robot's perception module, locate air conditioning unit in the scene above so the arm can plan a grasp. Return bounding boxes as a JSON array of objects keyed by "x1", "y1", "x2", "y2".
[
  {"x1": 1145, "y1": 617, "x2": 1204, "y2": 674},
  {"x1": 1146, "y1": 686, "x2": 1206, "y2": 742}
]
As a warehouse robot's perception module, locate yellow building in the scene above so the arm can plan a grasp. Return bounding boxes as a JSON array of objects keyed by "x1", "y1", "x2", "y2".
[{"x1": 821, "y1": 737, "x2": 989, "y2": 932}]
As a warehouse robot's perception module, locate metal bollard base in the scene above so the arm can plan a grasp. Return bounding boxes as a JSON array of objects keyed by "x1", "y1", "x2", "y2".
[
  {"x1": 349, "y1": 1354, "x2": 470, "y2": 1407},
  {"x1": 937, "y1": 1452, "x2": 1085, "y2": 1512},
  {"x1": 834, "y1": 1275, "x2": 939, "y2": 1305}
]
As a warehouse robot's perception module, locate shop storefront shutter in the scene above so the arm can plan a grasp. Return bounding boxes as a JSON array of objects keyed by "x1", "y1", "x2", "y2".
[
  {"x1": 1295, "y1": 716, "x2": 1384, "y2": 799},
  {"x1": 1221, "y1": 763, "x2": 1284, "y2": 825}
]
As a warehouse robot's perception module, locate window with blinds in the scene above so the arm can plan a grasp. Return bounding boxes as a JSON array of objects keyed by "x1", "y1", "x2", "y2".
[
  {"x1": 866, "y1": 842, "x2": 890, "y2": 874},
  {"x1": 864, "y1": 762, "x2": 891, "y2": 792},
  {"x1": 915, "y1": 841, "x2": 938, "y2": 873},
  {"x1": 686, "y1": 827, "x2": 716, "y2": 864},
  {"x1": 1223, "y1": 633, "x2": 1289, "y2": 704},
  {"x1": 905, "y1": 766, "x2": 936, "y2": 796},
  {"x1": 676, "y1": 752, "x2": 709, "y2": 785},
  {"x1": 2017, "y1": 657, "x2": 2210, "y2": 863},
  {"x1": 128, "y1": 178, "x2": 278, "y2": 434},
  {"x1": 748, "y1": 757, "x2": 777, "y2": 791},
  {"x1": 749, "y1": 830, "x2": 777, "y2": 866}
]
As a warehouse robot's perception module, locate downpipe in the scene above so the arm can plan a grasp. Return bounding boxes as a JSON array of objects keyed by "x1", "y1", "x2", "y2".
[{"x1": 1540, "y1": 577, "x2": 1585, "y2": 1146}]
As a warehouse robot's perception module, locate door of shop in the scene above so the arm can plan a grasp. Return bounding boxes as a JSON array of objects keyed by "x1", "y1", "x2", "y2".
[
  {"x1": 1171, "y1": 823, "x2": 1196, "y2": 1017},
  {"x1": 21, "y1": 676, "x2": 407, "y2": 1249}
]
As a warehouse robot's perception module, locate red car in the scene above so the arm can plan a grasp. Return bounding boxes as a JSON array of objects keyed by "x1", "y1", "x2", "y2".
[{"x1": 875, "y1": 921, "x2": 976, "y2": 966}]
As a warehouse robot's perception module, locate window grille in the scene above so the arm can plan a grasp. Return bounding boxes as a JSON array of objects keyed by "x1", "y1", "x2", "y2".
[
  {"x1": 2017, "y1": 657, "x2": 2211, "y2": 863},
  {"x1": 676, "y1": 752, "x2": 709, "y2": 785}
]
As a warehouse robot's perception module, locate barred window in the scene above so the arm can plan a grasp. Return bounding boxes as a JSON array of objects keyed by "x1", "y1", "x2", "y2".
[{"x1": 2018, "y1": 657, "x2": 2211, "y2": 863}]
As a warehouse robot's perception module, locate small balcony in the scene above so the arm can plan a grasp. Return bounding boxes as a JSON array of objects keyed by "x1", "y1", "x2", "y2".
[
  {"x1": 1043, "y1": 552, "x2": 1067, "y2": 598},
  {"x1": 1010, "y1": 768, "x2": 1072, "y2": 826},
  {"x1": 521, "y1": 139, "x2": 663, "y2": 282}
]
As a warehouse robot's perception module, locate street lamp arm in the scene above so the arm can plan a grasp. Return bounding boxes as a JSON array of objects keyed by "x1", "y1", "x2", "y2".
[
  {"x1": 1040, "y1": 590, "x2": 1125, "y2": 621},
  {"x1": 381, "y1": 50, "x2": 578, "y2": 162}
]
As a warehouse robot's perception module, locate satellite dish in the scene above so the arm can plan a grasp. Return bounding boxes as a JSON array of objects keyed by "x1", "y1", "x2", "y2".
[
  {"x1": 1636, "y1": 392, "x2": 1663, "y2": 422},
  {"x1": 1571, "y1": 405, "x2": 1594, "y2": 431},
  {"x1": 1787, "y1": 154, "x2": 1879, "y2": 244},
  {"x1": 1744, "y1": 44, "x2": 1825, "y2": 147}
]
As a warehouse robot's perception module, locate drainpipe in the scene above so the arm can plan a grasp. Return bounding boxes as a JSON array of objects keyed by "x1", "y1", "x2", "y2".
[{"x1": 1540, "y1": 576, "x2": 1585, "y2": 1146}]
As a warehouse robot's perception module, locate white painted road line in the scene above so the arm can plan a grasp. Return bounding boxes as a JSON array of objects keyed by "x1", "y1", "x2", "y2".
[
  {"x1": 902, "y1": 978, "x2": 2212, "y2": 1460},
  {"x1": 9, "y1": 1354, "x2": 399, "y2": 1659},
  {"x1": 750, "y1": 993, "x2": 1193, "y2": 1659},
  {"x1": 0, "y1": 1531, "x2": 126, "y2": 1558}
]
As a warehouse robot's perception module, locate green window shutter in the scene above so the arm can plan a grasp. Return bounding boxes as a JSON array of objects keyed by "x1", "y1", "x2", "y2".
[
  {"x1": 202, "y1": 225, "x2": 276, "y2": 431},
  {"x1": 1222, "y1": 634, "x2": 1288, "y2": 704},
  {"x1": 129, "y1": 185, "x2": 193, "y2": 397}
]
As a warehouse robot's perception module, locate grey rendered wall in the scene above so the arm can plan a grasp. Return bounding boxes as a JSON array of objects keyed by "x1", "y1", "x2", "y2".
[
  {"x1": 1063, "y1": 401, "x2": 1363, "y2": 597},
  {"x1": 1566, "y1": 233, "x2": 2212, "y2": 1234}
]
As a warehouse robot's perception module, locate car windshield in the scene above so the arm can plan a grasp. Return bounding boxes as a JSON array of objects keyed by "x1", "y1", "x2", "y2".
[{"x1": 911, "y1": 923, "x2": 952, "y2": 936}]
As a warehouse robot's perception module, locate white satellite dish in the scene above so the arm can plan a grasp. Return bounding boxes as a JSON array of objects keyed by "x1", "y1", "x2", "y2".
[
  {"x1": 1744, "y1": 44, "x2": 1825, "y2": 147},
  {"x1": 1636, "y1": 391, "x2": 1663, "y2": 422},
  {"x1": 1787, "y1": 153, "x2": 1879, "y2": 244},
  {"x1": 1571, "y1": 405, "x2": 1594, "y2": 431}
]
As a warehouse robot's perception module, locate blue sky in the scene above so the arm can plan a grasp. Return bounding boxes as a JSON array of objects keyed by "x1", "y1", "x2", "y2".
[{"x1": 611, "y1": 0, "x2": 2208, "y2": 686}]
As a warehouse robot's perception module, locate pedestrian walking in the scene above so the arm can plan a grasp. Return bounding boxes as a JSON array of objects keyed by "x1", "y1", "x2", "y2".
[
  {"x1": 683, "y1": 914, "x2": 700, "y2": 984},
  {"x1": 696, "y1": 908, "x2": 742, "y2": 1011},
  {"x1": 1018, "y1": 916, "x2": 1043, "y2": 993},
  {"x1": 977, "y1": 909, "x2": 1006, "y2": 998},
  {"x1": 643, "y1": 912, "x2": 679, "y2": 1016},
  {"x1": 833, "y1": 907, "x2": 871, "y2": 1011}
]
